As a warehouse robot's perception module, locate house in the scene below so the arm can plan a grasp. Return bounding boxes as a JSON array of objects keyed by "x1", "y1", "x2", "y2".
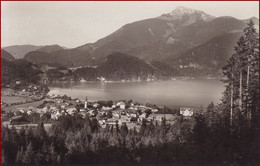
[
  {"x1": 120, "y1": 115, "x2": 130, "y2": 123},
  {"x1": 106, "y1": 118, "x2": 119, "y2": 125},
  {"x1": 80, "y1": 108, "x2": 87, "y2": 112},
  {"x1": 129, "y1": 113, "x2": 137, "y2": 118},
  {"x1": 56, "y1": 99, "x2": 64, "y2": 104},
  {"x1": 78, "y1": 111, "x2": 87, "y2": 118},
  {"x1": 139, "y1": 113, "x2": 146, "y2": 119},
  {"x1": 112, "y1": 105, "x2": 116, "y2": 109},
  {"x1": 51, "y1": 111, "x2": 62, "y2": 120},
  {"x1": 19, "y1": 109, "x2": 25, "y2": 114},
  {"x1": 149, "y1": 114, "x2": 166, "y2": 122},
  {"x1": 61, "y1": 104, "x2": 66, "y2": 109},
  {"x1": 93, "y1": 103, "x2": 99, "y2": 108},
  {"x1": 112, "y1": 111, "x2": 120, "y2": 118},
  {"x1": 102, "y1": 106, "x2": 112, "y2": 110},
  {"x1": 27, "y1": 110, "x2": 32, "y2": 115},
  {"x1": 15, "y1": 80, "x2": 21, "y2": 85},
  {"x1": 180, "y1": 107, "x2": 194, "y2": 117},
  {"x1": 151, "y1": 109, "x2": 159, "y2": 113},
  {"x1": 87, "y1": 109, "x2": 97, "y2": 116},
  {"x1": 98, "y1": 119, "x2": 106, "y2": 125},
  {"x1": 117, "y1": 101, "x2": 126, "y2": 109},
  {"x1": 67, "y1": 107, "x2": 77, "y2": 115}
]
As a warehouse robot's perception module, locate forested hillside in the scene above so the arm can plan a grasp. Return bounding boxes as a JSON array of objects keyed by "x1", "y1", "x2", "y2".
[{"x1": 1, "y1": 58, "x2": 43, "y2": 87}]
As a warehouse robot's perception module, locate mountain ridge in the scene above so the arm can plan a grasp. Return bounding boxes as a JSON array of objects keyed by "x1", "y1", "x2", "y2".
[{"x1": 4, "y1": 6, "x2": 259, "y2": 78}]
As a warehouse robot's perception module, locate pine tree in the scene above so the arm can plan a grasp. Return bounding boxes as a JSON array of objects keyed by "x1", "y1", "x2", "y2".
[
  {"x1": 15, "y1": 147, "x2": 24, "y2": 164},
  {"x1": 222, "y1": 20, "x2": 259, "y2": 130},
  {"x1": 242, "y1": 20, "x2": 259, "y2": 127},
  {"x1": 36, "y1": 122, "x2": 48, "y2": 140},
  {"x1": 191, "y1": 113, "x2": 209, "y2": 145},
  {"x1": 1, "y1": 150, "x2": 6, "y2": 165},
  {"x1": 19, "y1": 126, "x2": 26, "y2": 148},
  {"x1": 120, "y1": 123, "x2": 129, "y2": 138},
  {"x1": 23, "y1": 142, "x2": 35, "y2": 164},
  {"x1": 25, "y1": 127, "x2": 34, "y2": 145}
]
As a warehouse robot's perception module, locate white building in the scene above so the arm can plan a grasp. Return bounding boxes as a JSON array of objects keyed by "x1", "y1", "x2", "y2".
[
  {"x1": 180, "y1": 108, "x2": 194, "y2": 117},
  {"x1": 117, "y1": 101, "x2": 126, "y2": 109}
]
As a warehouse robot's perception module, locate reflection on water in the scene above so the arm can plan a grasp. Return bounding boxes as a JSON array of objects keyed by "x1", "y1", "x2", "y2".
[{"x1": 48, "y1": 80, "x2": 226, "y2": 108}]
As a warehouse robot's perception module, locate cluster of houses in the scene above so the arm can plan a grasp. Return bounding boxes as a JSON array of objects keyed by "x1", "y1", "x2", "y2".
[
  {"x1": 6, "y1": 94, "x2": 194, "y2": 129},
  {"x1": 1, "y1": 84, "x2": 47, "y2": 109},
  {"x1": 2, "y1": 84, "x2": 46, "y2": 99}
]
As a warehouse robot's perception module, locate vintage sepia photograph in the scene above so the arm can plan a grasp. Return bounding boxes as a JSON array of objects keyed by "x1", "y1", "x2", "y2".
[{"x1": 1, "y1": 1, "x2": 259, "y2": 165}]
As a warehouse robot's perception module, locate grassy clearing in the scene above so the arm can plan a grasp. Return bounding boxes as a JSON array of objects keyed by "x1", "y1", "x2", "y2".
[
  {"x1": 2, "y1": 122, "x2": 52, "y2": 132},
  {"x1": 2, "y1": 99, "x2": 45, "y2": 112},
  {"x1": 1, "y1": 96, "x2": 31, "y2": 104}
]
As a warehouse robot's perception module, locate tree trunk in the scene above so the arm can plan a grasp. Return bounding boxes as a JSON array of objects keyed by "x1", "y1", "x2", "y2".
[
  {"x1": 239, "y1": 69, "x2": 243, "y2": 111},
  {"x1": 246, "y1": 65, "x2": 251, "y2": 126},
  {"x1": 230, "y1": 81, "x2": 233, "y2": 126}
]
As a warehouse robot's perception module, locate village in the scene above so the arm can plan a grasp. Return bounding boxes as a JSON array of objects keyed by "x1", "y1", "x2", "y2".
[{"x1": 1, "y1": 86, "x2": 194, "y2": 131}]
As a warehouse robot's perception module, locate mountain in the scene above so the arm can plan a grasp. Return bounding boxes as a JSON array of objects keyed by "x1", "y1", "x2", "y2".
[
  {"x1": 166, "y1": 31, "x2": 243, "y2": 76},
  {"x1": 2, "y1": 45, "x2": 43, "y2": 59},
  {"x1": 23, "y1": 51, "x2": 54, "y2": 65},
  {"x1": 159, "y1": 6, "x2": 215, "y2": 25},
  {"x1": 36, "y1": 44, "x2": 64, "y2": 53},
  {"x1": 2, "y1": 44, "x2": 64, "y2": 59},
  {"x1": 24, "y1": 49, "x2": 92, "y2": 67},
  {"x1": 20, "y1": 6, "x2": 259, "y2": 77},
  {"x1": 1, "y1": 49, "x2": 15, "y2": 61},
  {"x1": 77, "y1": 7, "x2": 254, "y2": 62},
  {"x1": 173, "y1": 16, "x2": 247, "y2": 45}
]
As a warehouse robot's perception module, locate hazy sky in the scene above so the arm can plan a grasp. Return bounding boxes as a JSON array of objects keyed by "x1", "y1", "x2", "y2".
[{"x1": 1, "y1": 1, "x2": 259, "y2": 48}]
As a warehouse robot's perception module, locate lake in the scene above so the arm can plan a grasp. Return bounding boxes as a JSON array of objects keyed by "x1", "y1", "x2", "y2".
[{"x1": 48, "y1": 79, "x2": 226, "y2": 108}]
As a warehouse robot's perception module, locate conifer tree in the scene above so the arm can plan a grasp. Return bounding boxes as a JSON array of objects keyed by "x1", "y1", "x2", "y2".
[
  {"x1": 222, "y1": 20, "x2": 259, "y2": 128},
  {"x1": 23, "y1": 142, "x2": 35, "y2": 164},
  {"x1": 1, "y1": 150, "x2": 6, "y2": 165},
  {"x1": 15, "y1": 147, "x2": 24, "y2": 164}
]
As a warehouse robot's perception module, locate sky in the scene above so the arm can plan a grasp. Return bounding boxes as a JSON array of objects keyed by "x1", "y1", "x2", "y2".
[{"x1": 1, "y1": 1, "x2": 259, "y2": 48}]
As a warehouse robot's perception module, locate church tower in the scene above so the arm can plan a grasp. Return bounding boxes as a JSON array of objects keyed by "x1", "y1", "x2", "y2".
[{"x1": 84, "y1": 96, "x2": 88, "y2": 109}]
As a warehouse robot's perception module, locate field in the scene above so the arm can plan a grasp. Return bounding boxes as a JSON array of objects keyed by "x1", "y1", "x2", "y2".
[
  {"x1": 2, "y1": 98, "x2": 45, "y2": 112},
  {"x1": 2, "y1": 121, "x2": 52, "y2": 132},
  {"x1": 1, "y1": 96, "x2": 31, "y2": 104},
  {"x1": 1, "y1": 88, "x2": 46, "y2": 112}
]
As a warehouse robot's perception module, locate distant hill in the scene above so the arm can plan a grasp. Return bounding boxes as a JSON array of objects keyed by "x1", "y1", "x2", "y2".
[
  {"x1": 24, "y1": 49, "x2": 92, "y2": 67},
  {"x1": 23, "y1": 51, "x2": 55, "y2": 65},
  {"x1": 1, "y1": 49, "x2": 15, "y2": 61},
  {"x1": 36, "y1": 44, "x2": 64, "y2": 53},
  {"x1": 68, "y1": 53, "x2": 178, "y2": 81},
  {"x1": 2, "y1": 44, "x2": 65, "y2": 59},
  {"x1": 150, "y1": 60, "x2": 181, "y2": 77},
  {"x1": 2, "y1": 45, "x2": 43, "y2": 59},
  {"x1": 96, "y1": 52, "x2": 154, "y2": 81},
  {"x1": 243, "y1": 17, "x2": 259, "y2": 28}
]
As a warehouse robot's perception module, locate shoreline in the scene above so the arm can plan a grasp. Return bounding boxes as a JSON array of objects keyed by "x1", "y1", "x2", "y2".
[{"x1": 49, "y1": 77, "x2": 224, "y2": 84}]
